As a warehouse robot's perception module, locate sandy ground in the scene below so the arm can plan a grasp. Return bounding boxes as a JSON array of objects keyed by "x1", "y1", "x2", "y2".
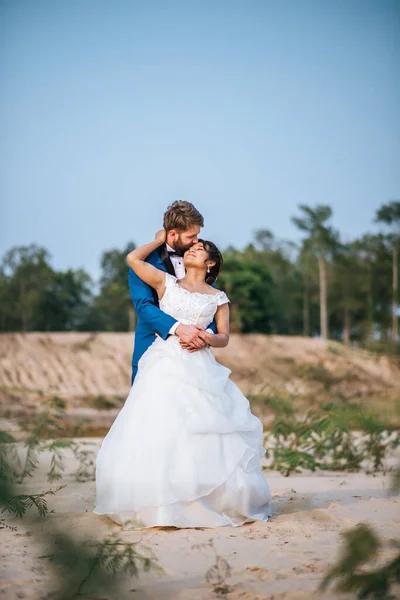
[
  {"x1": 1, "y1": 440, "x2": 399, "y2": 600},
  {"x1": 1, "y1": 333, "x2": 399, "y2": 597}
]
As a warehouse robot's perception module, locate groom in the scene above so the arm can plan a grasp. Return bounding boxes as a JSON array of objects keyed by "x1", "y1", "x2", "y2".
[{"x1": 128, "y1": 201, "x2": 216, "y2": 383}]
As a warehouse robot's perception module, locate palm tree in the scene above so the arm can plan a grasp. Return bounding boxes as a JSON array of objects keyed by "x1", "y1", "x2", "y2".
[
  {"x1": 298, "y1": 241, "x2": 316, "y2": 337},
  {"x1": 375, "y1": 201, "x2": 400, "y2": 343},
  {"x1": 292, "y1": 205, "x2": 337, "y2": 340},
  {"x1": 331, "y1": 243, "x2": 363, "y2": 344}
]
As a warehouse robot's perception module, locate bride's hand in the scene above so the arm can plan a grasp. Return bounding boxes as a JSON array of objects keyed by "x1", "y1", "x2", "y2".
[{"x1": 155, "y1": 229, "x2": 167, "y2": 245}]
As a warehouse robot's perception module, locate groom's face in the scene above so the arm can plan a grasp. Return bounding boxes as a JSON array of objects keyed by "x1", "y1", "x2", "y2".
[{"x1": 170, "y1": 225, "x2": 201, "y2": 253}]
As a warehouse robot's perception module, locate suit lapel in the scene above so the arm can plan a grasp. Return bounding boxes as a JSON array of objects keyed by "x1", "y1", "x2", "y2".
[{"x1": 158, "y1": 244, "x2": 175, "y2": 276}]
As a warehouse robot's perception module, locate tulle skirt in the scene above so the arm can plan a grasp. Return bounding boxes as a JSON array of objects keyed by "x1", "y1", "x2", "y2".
[{"x1": 94, "y1": 337, "x2": 272, "y2": 529}]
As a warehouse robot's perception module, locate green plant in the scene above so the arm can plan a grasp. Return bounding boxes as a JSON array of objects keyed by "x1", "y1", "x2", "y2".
[
  {"x1": 1, "y1": 453, "x2": 161, "y2": 598},
  {"x1": 249, "y1": 393, "x2": 295, "y2": 416},
  {"x1": 295, "y1": 363, "x2": 341, "y2": 390},
  {"x1": 92, "y1": 395, "x2": 117, "y2": 410},
  {"x1": 320, "y1": 523, "x2": 400, "y2": 599},
  {"x1": 1, "y1": 431, "x2": 66, "y2": 519},
  {"x1": 10, "y1": 399, "x2": 97, "y2": 484},
  {"x1": 0, "y1": 480, "x2": 65, "y2": 518},
  {"x1": 72, "y1": 441, "x2": 96, "y2": 482},
  {"x1": 49, "y1": 531, "x2": 161, "y2": 599},
  {"x1": 264, "y1": 404, "x2": 400, "y2": 477},
  {"x1": 50, "y1": 396, "x2": 67, "y2": 410}
]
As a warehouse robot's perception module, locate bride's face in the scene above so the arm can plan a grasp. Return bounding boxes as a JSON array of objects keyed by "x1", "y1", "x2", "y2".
[{"x1": 184, "y1": 243, "x2": 215, "y2": 273}]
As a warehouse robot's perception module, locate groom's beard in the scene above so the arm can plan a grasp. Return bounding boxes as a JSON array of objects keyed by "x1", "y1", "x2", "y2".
[{"x1": 171, "y1": 235, "x2": 194, "y2": 255}]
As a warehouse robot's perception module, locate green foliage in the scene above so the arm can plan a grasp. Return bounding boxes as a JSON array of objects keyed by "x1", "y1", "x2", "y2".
[
  {"x1": 376, "y1": 201, "x2": 400, "y2": 232},
  {"x1": 264, "y1": 402, "x2": 400, "y2": 477},
  {"x1": 1, "y1": 451, "x2": 160, "y2": 597},
  {"x1": 50, "y1": 396, "x2": 67, "y2": 410},
  {"x1": 49, "y1": 530, "x2": 160, "y2": 599},
  {"x1": 249, "y1": 231, "x2": 306, "y2": 335},
  {"x1": 84, "y1": 241, "x2": 136, "y2": 332},
  {"x1": 72, "y1": 441, "x2": 96, "y2": 482},
  {"x1": 292, "y1": 204, "x2": 338, "y2": 258},
  {"x1": 321, "y1": 523, "x2": 400, "y2": 599},
  {"x1": 0, "y1": 433, "x2": 66, "y2": 519},
  {"x1": 248, "y1": 393, "x2": 296, "y2": 416},
  {"x1": 0, "y1": 428, "x2": 95, "y2": 520},
  {"x1": 0, "y1": 405, "x2": 161, "y2": 598},
  {"x1": 92, "y1": 395, "x2": 118, "y2": 410},
  {"x1": 0, "y1": 203, "x2": 398, "y2": 345},
  {"x1": 295, "y1": 362, "x2": 342, "y2": 390},
  {"x1": 1, "y1": 481, "x2": 65, "y2": 518},
  {"x1": 0, "y1": 245, "x2": 93, "y2": 332},
  {"x1": 218, "y1": 253, "x2": 275, "y2": 333},
  {"x1": 2, "y1": 397, "x2": 97, "y2": 488}
]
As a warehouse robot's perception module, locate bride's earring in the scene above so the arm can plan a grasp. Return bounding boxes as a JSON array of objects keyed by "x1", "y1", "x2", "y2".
[{"x1": 207, "y1": 266, "x2": 211, "y2": 273}]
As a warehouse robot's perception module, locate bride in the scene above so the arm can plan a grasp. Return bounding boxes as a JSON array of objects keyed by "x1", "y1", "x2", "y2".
[{"x1": 94, "y1": 230, "x2": 272, "y2": 529}]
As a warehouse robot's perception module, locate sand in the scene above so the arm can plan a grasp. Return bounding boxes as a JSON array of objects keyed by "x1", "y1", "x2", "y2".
[{"x1": 1, "y1": 440, "x2": 399, "y2": 600}]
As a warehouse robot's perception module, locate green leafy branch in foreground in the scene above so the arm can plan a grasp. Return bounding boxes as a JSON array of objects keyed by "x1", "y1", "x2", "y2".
[
  {"x1": 1, "y1": 484, "x2": 66, "y2": 518},
  {"x1": 5, "y1": 397, "x2": 97, "y2": 485},
  {"x1": 1, "y1": 397, "x2": 161, "y2": 597},
  {"x1": 47, "y1": 531, "x2": 161, "y2": 599},
  {"x1": 0, "y1": 452, "x2": 66, "y2": 520},
  {"x1": 0, "y1": 401, "x2": 96, "y2": 522},
  {"x1": 320, "y1": 523, "x2": 400, "y2": 599},
  {"x1": 319, "y1": 465, "x2": 400, "y2": 599},
  {"x1": 1, "y1": 452, "x2": 161, "y2": 598},
  {"x1": 263, "y1": 399, "x2": 400, "y2": 476}
]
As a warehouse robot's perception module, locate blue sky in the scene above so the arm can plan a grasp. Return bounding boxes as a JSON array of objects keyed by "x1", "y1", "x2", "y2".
[{"x1": 1, "y1": 0, "x2": 399, "y2": 281}]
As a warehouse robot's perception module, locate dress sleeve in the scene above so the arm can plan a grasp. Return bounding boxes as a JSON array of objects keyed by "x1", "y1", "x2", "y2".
[{"x1": 216, "y1": 291, "x2": 230, "y2": 306}]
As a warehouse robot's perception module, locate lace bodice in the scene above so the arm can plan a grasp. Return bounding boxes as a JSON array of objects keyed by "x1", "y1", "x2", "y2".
[{"x1": 160, "y1": 274, "x2": 230, "y2": 329}]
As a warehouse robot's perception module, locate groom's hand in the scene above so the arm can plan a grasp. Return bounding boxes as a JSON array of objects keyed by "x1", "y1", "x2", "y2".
[
  {"x1": 181, "y1": 330, "x2": 211, "y2": 352},
  {"x1": 176, "y1": 324, "x2": 207, "y2": 350},
  {"x1": 179, "y1": 341, "x2": 207, "y2": 352}
]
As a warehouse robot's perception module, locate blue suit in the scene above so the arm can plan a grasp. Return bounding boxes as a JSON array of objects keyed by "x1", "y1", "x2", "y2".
[{"x1": 128, "y1": 244, "x2": 216, "y2": 383}]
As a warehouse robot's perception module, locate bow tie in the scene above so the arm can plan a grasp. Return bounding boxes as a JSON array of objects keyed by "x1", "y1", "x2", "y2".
[{"x1": 168, "y1": 250, "x2": 184, "y2": 258}]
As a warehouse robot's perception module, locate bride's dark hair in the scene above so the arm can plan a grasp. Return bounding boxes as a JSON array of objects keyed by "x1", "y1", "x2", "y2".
[{"x1": 199, "y1": 240, "x2": 223, "y2": 285}]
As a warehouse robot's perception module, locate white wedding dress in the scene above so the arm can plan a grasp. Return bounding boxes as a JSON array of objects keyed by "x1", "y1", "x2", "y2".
[{"x1": 94, "y1": 273, "x2": 272, "y2": 529}]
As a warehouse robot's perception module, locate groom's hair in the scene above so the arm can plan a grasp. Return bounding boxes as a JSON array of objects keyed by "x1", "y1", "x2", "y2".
[{"x1": 163, "y1": 201, "x2": 204, "y2": 232}]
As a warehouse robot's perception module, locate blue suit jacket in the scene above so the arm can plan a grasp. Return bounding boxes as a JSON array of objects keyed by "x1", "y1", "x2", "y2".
[{"x1": 128, "y1": 245, "x2": 216, "y2": 383}]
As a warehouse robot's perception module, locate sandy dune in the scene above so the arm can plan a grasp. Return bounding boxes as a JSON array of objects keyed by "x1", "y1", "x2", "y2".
[{"x1": 1, "y1": 332, "x2": 399, "y2": 408}]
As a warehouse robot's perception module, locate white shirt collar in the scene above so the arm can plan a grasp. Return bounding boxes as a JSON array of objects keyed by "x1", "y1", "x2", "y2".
[{"x1": 166, "y1": 243, "x2": 175, "y2": 253}]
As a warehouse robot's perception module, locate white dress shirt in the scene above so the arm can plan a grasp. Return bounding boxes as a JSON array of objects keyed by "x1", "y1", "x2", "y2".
[
  {"x1": 166, "y1": 243, "x2": 186, "y2": 280},
  {"x1": 166, "y1": 244, "x2": 214, "y2": 337}
]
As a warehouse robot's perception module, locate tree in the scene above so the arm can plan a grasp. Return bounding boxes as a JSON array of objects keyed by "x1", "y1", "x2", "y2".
[
  {"x1": 330, "y1": 244, "x2": 362, "y2": 344},
  {"x1": 0, "y1": 245, "x2": 93, "y2": 332},
  {"x1": 292, "y1": 205, "x2": 337, "y2": 340},
  {"x1": 85, "y1": 242, "x2": 136, "y2": 332},
  {"x1": 352, "y1": 234, "x2": 392, "y2": 343},
  {"x1": 0, "y1": 245, "x2": 54, "y2": 331},
  {"x1": 35, "y1": 269, "x2": 93, "y2": 331},
  {"x1": 217, "y1": 253, "x2": 275, "y2": 334},
  {"x1": 251, "y1": 230, "x2": 304, "y2": 335},
  {"x1": 298, "y1": 241, "x2": 319, "y2": 337},
  {"x1": 375, "y1": 201, "x2": 400, "y2": 343}
]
